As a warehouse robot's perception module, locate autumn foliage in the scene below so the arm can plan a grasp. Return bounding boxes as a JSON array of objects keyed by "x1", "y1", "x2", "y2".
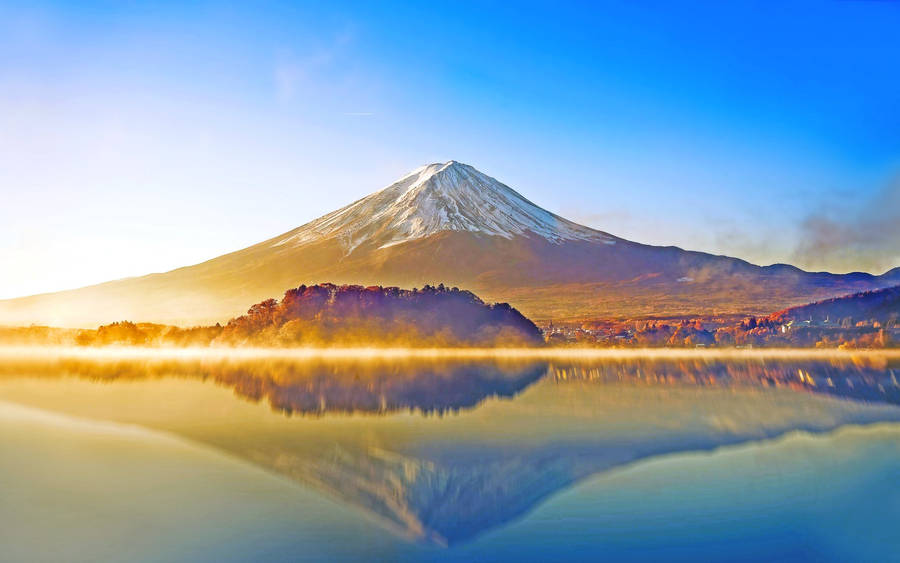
[
  {"x1": 50, "y1": 283, "x2": 543, "y2": 348},
  {"x1": 216, "y1": 283, "x2": 543, "y2": 347}
]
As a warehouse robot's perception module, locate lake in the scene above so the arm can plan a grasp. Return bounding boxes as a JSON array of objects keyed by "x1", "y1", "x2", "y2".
[{"x1": 1, "y1": 350, "x2": 899, "y2": 562}]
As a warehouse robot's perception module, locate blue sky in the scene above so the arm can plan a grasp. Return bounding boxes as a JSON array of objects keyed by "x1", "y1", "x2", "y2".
[{"x1": 1, "y1": 1, "x2": 899, "y2": 298}]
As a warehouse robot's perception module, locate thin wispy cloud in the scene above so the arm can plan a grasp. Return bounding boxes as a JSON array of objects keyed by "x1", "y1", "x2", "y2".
[
  {"x1": 274, "y1": 50, "x2": 333, "y2": 101},
  {"x1": 273, "y1": 25, "x2": 356, "y2": 102}
]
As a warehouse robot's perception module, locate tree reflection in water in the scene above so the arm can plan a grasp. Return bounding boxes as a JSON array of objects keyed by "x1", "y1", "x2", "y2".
[
  {"x1": 548, "y1": 356, "x2": 900, "y2": 406},
  {"x1": 0, "y1": 356, "x2": 550, "y2": 415},
  {"x1": 2, "y1": 353, "x2": 898, "y2": 414}
]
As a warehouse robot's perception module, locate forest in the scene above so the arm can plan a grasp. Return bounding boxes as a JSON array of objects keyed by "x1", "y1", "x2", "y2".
[{"x1": 45, "y1": 283, "x2": 544, "y2": 348}]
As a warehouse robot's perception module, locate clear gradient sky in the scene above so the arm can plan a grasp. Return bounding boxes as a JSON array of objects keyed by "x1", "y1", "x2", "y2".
[{"x1": 1, "y1": 1, "x2": 899, "y2": 299}]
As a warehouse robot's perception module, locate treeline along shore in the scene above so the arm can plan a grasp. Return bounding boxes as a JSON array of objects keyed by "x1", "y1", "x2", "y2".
[{"x1": 1, "y1": 284, "x2": 898, "y2": 349}]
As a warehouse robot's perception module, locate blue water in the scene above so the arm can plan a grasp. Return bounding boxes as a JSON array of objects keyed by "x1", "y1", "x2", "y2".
[{"x1": 437, "y1": 425, "x2": 900, "y2": 563}]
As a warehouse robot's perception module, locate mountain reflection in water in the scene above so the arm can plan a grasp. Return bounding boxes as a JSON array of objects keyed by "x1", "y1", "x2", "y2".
[{"x1": 1, "y1": 353, "x2": 899, "y2": 547}]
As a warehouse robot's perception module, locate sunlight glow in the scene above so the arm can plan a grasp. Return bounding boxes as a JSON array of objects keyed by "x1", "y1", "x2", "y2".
[{"x1": 1, "y1": 346, "x2": 898, "y2": 362}]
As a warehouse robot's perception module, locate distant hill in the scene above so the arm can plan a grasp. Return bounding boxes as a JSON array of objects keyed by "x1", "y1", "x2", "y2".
[
  {"x1": 770, "y1": 285, "x2": 900, "y2": 325},
  {"x1": 1, "y1": 160, "x2": 898, "y2": 326},
  {"x1": 217, "y1": 283, "x2": 543, "y2": 347}
]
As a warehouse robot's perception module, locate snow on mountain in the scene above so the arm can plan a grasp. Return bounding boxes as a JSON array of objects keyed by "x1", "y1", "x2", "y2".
[{"x1": 273, "y1": 160, "x2": 614, "y2": 254}]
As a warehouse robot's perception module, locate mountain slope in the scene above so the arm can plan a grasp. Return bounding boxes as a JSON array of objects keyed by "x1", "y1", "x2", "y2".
[
  {"x1": 2, "y1": 161, "x2": 899, "y2": 327},
  {"x1": 770, "y1": 285, "x2": 900, "y2": 324}
]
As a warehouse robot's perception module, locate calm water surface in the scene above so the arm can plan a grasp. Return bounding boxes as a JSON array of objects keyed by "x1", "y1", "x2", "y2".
[{"x1": 1, "y1": 352, "x2": 899, "y2": 562}]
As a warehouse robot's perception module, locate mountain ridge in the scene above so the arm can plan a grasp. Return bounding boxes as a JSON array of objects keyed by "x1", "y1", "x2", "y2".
[{"x1": 769, "y1": 284, "x2": 900, "y2": 325}]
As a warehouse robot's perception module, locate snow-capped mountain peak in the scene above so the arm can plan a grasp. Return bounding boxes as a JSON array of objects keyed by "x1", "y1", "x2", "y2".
[{"x1": 273, "y1": 160, "x2": 613, "y2": 253}]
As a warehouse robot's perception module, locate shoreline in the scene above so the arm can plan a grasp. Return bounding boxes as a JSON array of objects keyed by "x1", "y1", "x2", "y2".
[{"x1": 0, "y1": 345, "x2": 898, "y2": 361}]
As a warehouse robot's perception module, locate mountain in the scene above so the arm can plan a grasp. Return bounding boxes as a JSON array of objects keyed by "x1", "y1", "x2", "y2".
[{"x1": 2, "y1": 160, "x2": 899, "y2": 327}]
